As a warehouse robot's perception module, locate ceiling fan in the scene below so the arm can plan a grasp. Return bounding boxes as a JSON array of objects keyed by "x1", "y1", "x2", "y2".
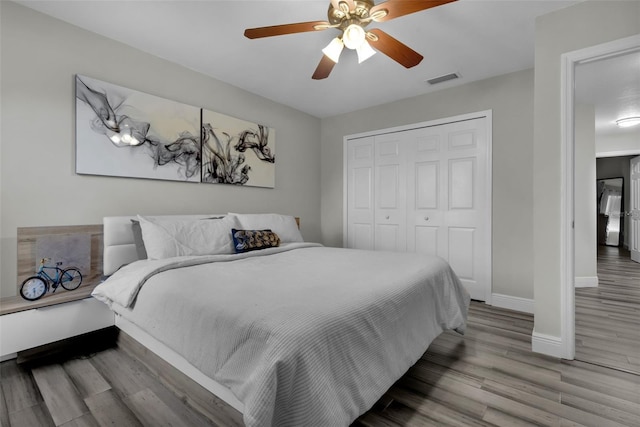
[{"x1": 244, "y1": 0, "x2": 457, "y2": 80}]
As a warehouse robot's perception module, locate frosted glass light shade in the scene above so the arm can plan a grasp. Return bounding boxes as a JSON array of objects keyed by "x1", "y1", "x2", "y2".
[
  {"x1": 343, "y1": 24, "x2": 365, "y2": 50},
  {"x1": 356, "y1": 41, "x2": 376, "y2": 63},
  {"x1": 322, "y1": 37, "x2": 344, "y2": 63}
]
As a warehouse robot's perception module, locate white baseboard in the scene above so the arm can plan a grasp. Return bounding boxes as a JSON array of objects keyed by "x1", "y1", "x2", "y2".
[
  {"x1": 0, "y1": 353, "x2": 17, "y2": 362},
  {"x1": 491, "y1": 293, "x2": 534, "y2": 314},
  {"x1": 574, "y1": 276, "x2": 598, "y2": 288},
  {"x1": 531, "y1": 331, "x2": 563, "y2": 358}
]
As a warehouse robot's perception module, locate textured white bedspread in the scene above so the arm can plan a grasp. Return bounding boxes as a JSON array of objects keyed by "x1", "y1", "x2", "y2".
[{"x1": 92, "y1": 244, "x2": 470, "y2": 427}]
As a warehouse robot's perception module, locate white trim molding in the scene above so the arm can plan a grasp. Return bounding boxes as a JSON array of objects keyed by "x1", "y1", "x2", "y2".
[
  {"x1": 574, "y1": 276, "x2": 598, "y2": 288},
  {"x1": 491, "y1": 293, "x2": 534, "y2": 314},
  {"x1": 0, "y1": 353, "x2": 17, "y2": 362},
  {"x1": 531, "y1": 331, "x2": 563, "y2": 359},
  {"x1": 597, "y1": 149, "x2": 640, "y2": 158},
  {"x1": 560, "y1": 34, "x2": 640, "y2": 360}
]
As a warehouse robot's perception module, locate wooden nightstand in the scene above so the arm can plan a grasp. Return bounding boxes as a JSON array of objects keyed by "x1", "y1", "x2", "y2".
[
  {"x1": 0, "y1": 294, "x2": 114, "y2": 360},
  {"x1": 0, "y1": 224, "x2": 115, "y2": 360}
]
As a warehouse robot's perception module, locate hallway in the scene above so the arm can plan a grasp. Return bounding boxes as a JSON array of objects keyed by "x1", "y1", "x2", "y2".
[{"x1": 575, "y1": 246, "x2": 640, "y2": 375}]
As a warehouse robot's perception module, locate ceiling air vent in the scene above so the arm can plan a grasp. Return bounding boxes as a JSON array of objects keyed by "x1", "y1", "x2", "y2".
[{"x1": 426, "y1": 72, "x2": 460, "y2": 85}]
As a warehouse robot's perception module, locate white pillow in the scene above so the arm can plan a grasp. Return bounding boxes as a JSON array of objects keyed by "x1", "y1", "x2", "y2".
[
  {"x1": 137, "y1": 215, "x2": 239, "y2": 259},
  {"x1": 228, "y1": 213, "x2": 303, "y2": 243}
]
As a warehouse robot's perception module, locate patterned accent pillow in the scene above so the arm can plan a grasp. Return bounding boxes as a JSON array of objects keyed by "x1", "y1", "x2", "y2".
[{"x1": 231, "y1": 229, "x2": 281, "y2": 253}]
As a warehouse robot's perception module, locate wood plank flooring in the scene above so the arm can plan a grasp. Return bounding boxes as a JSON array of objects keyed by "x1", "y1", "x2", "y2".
[
  {"x1": 575, "y1": 246, "x2": 640, "y2": 375},
  {"x1": 1, "y1": 301, "x2": 639, "y2": 426}
]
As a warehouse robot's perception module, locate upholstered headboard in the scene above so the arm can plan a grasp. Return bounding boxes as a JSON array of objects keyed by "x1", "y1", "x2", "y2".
[{"x1": 103, "y1": 214, "x2": 220, "y2": 276}]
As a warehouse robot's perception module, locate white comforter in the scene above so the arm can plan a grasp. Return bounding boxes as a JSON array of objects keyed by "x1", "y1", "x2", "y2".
[{"x1": 92, "y1": 243, "x2": 470, "y2": 427}]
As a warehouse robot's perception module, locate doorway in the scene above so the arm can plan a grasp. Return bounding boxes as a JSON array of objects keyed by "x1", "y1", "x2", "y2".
[
  {"x1": 571, "y1": 46, "x2": 640, "y2": 372},
  {"x1": 574, "y1": 156, "x2": 640, "y2": 374}
]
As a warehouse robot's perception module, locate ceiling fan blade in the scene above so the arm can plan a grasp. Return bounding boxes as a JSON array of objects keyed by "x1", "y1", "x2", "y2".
[
  {"x1": 370, "y1": 0, "x2": 457, "y2": 22},
  {"x1": 312, "y1": 55, "x2": 337, "y2": 80},
  {"x1": 244, "y1": 21, "x2": 331, "y2": 39},
  {"x1": 367, "y1": 29, "x2": 423, "y2": 68}
]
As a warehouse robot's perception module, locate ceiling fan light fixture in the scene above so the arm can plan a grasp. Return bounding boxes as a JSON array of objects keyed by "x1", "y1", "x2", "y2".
[
  {"x1": 356, "y1": 40, "x2": 376, "y2": 63},
  {"x1": 616, "y1": 116, "x2": 640, "y2": 128},
  {"x1": 370, "y1": 9, "x2": 388, "y2": 21},
  {"x1": 343, "y1": 23, "x2": 366, "y2": 50},
  {"x1": 245, "y1": 0, "x2": 457, "y2": 80},
  {"x1": 322, "y1": 37, "x2": 344, "y2": 63}
]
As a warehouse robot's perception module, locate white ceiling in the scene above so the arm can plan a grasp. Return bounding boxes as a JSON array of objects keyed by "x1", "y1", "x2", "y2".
[
  {"x1": 18, "y1": 0, "x2": 583, "y2": 119},
  {"x1": 15, "y1": 0, "x2": 640, "y2": 139},
  {"x1": 575, "y1": 50, "x2": 640, "y2": 137}
]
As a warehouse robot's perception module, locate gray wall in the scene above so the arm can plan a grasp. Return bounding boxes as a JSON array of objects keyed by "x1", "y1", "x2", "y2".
[
  {"x1": 574, "y1": 104, "x2": 597, "y2": 281},
  {"x1": 321, "y1": 68, "x2": 535, "y2": 300},
  {"x1": 0, "y1": 2, "x2": 321, "y2": 297},
  {"x1": 533, "y1": 0, "x2": 640, "y2": 338}
]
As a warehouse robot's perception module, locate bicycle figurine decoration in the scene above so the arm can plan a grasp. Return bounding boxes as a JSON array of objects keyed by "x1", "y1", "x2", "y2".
[{"x1": 20, "y1": 258, "x2": 83, "y2": 301}]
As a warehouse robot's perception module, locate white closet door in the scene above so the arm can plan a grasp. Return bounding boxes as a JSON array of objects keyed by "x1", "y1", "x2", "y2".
[
  {"x1": 406, "y1": 127, "x2": 446, "y2": 258},
  {"x1": 345, "y1": 113, "x2": 491, "y2": 302},
  {"x1": 445, "y1": 118, "x2": 489, "y2": 301},
  {"x1": 346, "y1": 137, "x2": 375, "y2": 250},
  {"x1": 406, "y1": 118, "x2": 489, "y2": 301},
  {"x1": 374, "y1": 133, "x2": 407, "y2": 252}
]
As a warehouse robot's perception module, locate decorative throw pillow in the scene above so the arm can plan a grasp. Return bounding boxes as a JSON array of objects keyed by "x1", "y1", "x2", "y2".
[
  {"x1": 228, "y1": 213, "x2": 303, "y2": 243},
  {"x1": 231, "y1": 229, "x2": 281, "y2": 253},
  {"x1": 137, "y1": 215, "x2": 239, "y2": 259}
]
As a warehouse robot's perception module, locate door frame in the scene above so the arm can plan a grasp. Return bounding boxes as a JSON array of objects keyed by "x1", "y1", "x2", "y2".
[
  {"x1": 343, "y1": 110, "x2": 493, "y2": 303},
  {"x1": 631, "y1": 156, "x2": 640, "y2": 262},
  {"x1": 560, "y1": 34, "x2": 640, "y2": 360}
]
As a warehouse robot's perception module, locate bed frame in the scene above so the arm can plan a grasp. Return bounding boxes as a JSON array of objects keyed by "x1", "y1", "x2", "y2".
[{"x1": 102, "y1": 215, "x2": 245, "y2": 419}]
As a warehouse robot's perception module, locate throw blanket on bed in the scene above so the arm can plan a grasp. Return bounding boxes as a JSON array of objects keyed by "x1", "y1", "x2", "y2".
[{"x1": 92, "y1": 244, "x2": 470, "y2": 427}]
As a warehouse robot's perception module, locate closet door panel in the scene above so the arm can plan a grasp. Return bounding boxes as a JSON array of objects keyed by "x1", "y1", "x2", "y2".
[
  {"x1": 415, "y1": 226, "x2": 439, "y2": 256},
  {"x1": 377, "y1": 165, "x2": 400, "y2": 209},
  {"x1": 347, "y1": 137, "x2": 374, "y2": 250},
  {"x1": 374, "y1": 134, "x2": 406, "y2": 252},
  {"x1": 407, "y1": 127, "x2": 446, "y2": 257},
  {"x1": 406, "y1": 118, "x2": 489, "y2": 301},
  {"x1": 352, "y1": 223, "x2": 374, "y2": 250},
  {"x1": 443, "y1": 118, "x2": 488, "y2": 301},
  {"x1": 415, "y1": 161, "x2": 439, "y2": 210},
  {"x1": 375, "y1": 224, "x2": 402, "y2": 252},
  {"x1": 449, "y1": 157, "x2": 475, "y2": 210},
  {"x1": 448, "y1": 227, "x2": 475, "y2": 280}
]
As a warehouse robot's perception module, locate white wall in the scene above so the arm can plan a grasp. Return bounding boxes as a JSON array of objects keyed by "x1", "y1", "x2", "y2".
[
  {"x1": 574, "y1": 103, "x2": 597, "y2": 283},
  {"x1": 596, "y1": 131, "x2": 640, "y2": 158},
  {"x1": 533, "y1": 0, "x2": 640, "y2": 339},
  {"x1": 0, "y1": 2, "x2": 322, "y2": 298},
  {"x1": 321, "y1": 68, "x2": 535, "y2": 301}
]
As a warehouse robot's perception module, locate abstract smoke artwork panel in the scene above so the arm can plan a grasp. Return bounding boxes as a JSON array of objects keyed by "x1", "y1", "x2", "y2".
[
  {"x1": 75, "y1": 75, "x2": 201, "y2": 182},
  {"x1": 202, "y1": 109, "x2": 275, "y2": 188}
]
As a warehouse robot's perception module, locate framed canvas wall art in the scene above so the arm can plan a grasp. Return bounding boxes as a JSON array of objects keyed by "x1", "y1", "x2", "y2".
[
  {"x1": 201, "y1": 109, "x2": 275, "y2": 188},
  {"x1": 75, "y1": 75, "x2": 201, "y2": 182}
]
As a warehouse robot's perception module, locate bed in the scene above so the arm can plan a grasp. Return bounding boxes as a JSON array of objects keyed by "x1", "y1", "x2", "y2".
[{"x1": 93, "y1": 214, "x2": 470, "y2": 427}]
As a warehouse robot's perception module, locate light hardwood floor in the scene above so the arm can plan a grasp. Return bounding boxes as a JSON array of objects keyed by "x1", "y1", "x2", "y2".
[
  {"x1": 2, "y1": 301, "x2": 639, "y2": 427},
  {"x1": 575, "y1": 246, "x2": 640, "y2": 375}
]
